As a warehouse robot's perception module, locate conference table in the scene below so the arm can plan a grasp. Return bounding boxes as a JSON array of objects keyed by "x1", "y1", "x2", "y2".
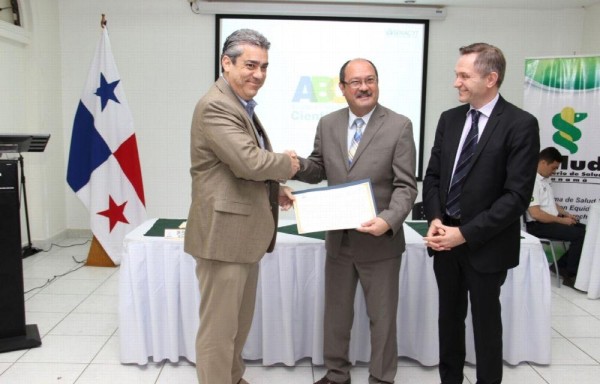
[
  {"x1": 119, "y1": 218, "x2": 551, "y2": 367},
  {"x1": 575, "y1": 203, "x2": 600, "y2": 298}
]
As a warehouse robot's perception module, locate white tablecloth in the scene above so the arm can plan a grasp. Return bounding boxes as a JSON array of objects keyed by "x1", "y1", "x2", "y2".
[
  {"x1": 576, "y1": 203, "x2": 600, "y2": 298},
  {"x1": 119, "y1": 219, "x2": 551, "y2": 366}
]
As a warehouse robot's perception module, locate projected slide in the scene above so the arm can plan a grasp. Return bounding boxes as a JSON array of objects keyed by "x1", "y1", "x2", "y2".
[{"x1": 218, "y1": 16, "x2": 428, "y2": 178}]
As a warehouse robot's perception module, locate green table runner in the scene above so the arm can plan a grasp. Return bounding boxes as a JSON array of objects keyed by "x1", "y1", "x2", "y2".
[
  {"x1": 405, "y1": 221, "x2": 428, "y2": 237},
  {"x1": 277, "y1": 224, "x2": 326, "y2": 240},
  {"x1": 144, "y1": 219, "x2": 428, "y2": 239}
]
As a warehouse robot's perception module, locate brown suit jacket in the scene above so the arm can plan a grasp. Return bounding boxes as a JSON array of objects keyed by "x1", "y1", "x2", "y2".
[
  {"x1": 184, "y1": 77, "x2": 292, "y2": 263},
  {"x1": 295, "y1": 104, "x2": 417, "y2": 261}
]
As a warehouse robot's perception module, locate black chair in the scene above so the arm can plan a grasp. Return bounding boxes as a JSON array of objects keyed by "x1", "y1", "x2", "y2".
[{"x1": 412, "y1": 201, "x2": 426, "y2": 220}]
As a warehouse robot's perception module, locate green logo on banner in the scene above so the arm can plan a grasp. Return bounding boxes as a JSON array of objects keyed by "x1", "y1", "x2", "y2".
[
  {"x1": 525, "y1": 57, "x2": 600, "y2": 90},
  {"x1": 552, "y1": 107, "x2": 587, "y2": 154}
]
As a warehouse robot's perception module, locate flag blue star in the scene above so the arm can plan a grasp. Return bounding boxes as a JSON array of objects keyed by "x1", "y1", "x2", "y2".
[{"x1": 95, "y1": 73, "x2": 121, "y2": 111}]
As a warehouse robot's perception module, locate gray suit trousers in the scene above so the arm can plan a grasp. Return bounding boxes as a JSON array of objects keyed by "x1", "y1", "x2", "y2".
[{"x1": 323, "y1": 242, "x2": 401, "y2": 384}]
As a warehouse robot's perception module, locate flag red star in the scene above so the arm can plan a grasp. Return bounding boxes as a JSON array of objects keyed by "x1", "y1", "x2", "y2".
[{"x1": 97, "y1": 195, "x2": 129, "y2": 232}]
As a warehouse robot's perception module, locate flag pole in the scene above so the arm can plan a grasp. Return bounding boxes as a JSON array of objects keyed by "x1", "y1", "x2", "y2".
[{"x1": 85, "y1": 13, "x2": 117, "y2": 268}]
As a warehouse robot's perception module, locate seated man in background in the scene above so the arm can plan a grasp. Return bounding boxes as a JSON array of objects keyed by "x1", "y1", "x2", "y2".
[{"x1": 525, "y1": 146, "x2": 586, "y2": 288}]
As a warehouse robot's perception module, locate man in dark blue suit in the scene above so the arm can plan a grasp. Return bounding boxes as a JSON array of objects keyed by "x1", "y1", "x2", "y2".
[{"x1": 423, "y1": 43, "x2": 540, "y2": 384}]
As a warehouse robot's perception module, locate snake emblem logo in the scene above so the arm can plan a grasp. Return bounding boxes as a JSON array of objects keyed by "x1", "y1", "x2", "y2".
[{"x1": 551, "y1": 107, "x2": 587, "y2": 154}]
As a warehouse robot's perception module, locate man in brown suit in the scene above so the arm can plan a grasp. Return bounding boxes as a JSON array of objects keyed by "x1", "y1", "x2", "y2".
[
  {"x1": 184, "y1": 29, "x2": 299, "y2": 384},
  {"x1": 294, "y1": 58, "x2": 417, "y2": 384}
]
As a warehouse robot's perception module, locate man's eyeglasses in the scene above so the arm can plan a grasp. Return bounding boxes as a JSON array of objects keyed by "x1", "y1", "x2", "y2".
[{"x1": 342, "y1": 77, "x2": 378, "y2": 89}]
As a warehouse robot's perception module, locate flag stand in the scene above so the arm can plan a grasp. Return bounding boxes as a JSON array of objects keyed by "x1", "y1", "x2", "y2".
[
  {"x1": 81, "y1": 14, "x2": 115, "y2": 269},
  {"x1": 86, "y1": 236, "x2": 116, "y2": 267}
]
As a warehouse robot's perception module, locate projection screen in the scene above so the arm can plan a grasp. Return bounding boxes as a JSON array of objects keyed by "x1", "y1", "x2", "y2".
[{"x1": 217, "y1": 15, "x2": 428, "y2": 180}]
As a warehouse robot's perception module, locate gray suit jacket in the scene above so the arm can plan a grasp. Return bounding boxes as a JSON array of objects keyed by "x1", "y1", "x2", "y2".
[
  {"x1": 184, "y1": 77, "x2": 292, "y2": 263},
  {"x1": 295, "y1": 104, "x2": 417, "y2": 261}
]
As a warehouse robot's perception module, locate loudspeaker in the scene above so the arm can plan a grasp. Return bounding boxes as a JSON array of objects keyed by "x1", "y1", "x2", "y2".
[
  {"x1": 0, "y1": 159, "x2": 18, "y2": 191},
  {"x1": 0, "y1": 159, "x2": 41, "y2": 351}
]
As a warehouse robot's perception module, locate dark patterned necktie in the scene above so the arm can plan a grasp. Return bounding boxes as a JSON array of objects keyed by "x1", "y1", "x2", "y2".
[{"x1": 445, "y1": 109, "x2": 481, "y2": 218}]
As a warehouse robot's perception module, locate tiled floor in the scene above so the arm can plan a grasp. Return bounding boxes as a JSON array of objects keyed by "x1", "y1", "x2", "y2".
[{"x1": 1, "y1": 238, "x2": 599, "y2": 383}]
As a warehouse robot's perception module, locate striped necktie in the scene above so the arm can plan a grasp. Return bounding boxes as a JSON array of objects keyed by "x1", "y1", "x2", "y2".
[
  {"x1": 445, "y1": 109, "x2": 481, "y2": 218},
  {"x1": 348, "y1": 118, "x2": 365, "y2": 165}
]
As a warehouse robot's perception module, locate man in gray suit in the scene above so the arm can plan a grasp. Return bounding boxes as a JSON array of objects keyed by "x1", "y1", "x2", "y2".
[
  {"x1": 294, "y1": 58, "x2": 417, "y2": 384},
  {"x1": 184, "y1": 29, "x2": 299, "y2": 384}
]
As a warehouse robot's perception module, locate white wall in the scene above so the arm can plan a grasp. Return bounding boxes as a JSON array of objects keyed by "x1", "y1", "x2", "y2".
[
  {"x1": 2, "y1": 0, "x2": 599, "y2": 241},
  {"x1": 0, "y1": 6, "x2": 29, "y2": 241},
  {"x1": 0, "y1": 0, "x2": 64, "y2": 243},
  {"x1": 58, "y1": 0, "x2": 212, "y2": 230},
  {"x1": 583, "y1": 3, "x2": 600, "y2": 53},
  {"x1": 422, "y1": 6, "x2": 585, "y2": 200}
]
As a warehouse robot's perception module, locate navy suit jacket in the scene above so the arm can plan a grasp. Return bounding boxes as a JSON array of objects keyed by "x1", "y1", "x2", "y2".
[{"x1": 423, "y1": 95, "x2": 540, "y2": 273}]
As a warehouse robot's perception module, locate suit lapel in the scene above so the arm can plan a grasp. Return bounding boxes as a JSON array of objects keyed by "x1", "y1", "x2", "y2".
[
  {"x1": 445, "y1": 106, "x2": 469, "y2": 178},
  {"x1": 471, "y1": 96, "x2": 506, "y2": 165},
  {"x1": 442, "y1": 98, "x2": 506, "y2": 198},
  {"x1": 350, "y1": 105, "x2": 384, "y2": 169},
  {"x1": 334, "y1": 110, "x2": 351, "y2": 170},
  {"x1": 215, "y1": 77, "x2": 264, "y2": 148},
  {"x1": 216, "y1": 77, "x2": 246, "y2": 119},
  {"x1": 254, "y1": 115, "x2": 272, "y2": 151}
]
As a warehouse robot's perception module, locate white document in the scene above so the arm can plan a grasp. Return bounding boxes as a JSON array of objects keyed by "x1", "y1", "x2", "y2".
[{"x1": 292, "y1": 179, "x2": 377, "y2": 234}]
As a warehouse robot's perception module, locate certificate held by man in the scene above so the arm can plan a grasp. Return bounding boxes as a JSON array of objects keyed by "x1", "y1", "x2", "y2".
[{"x1": 292, "y1": 179, "x2": 377, "y2": 234}]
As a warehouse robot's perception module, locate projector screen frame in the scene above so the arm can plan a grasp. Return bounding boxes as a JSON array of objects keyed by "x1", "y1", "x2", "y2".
[{"x1": 215, "y1": 14, "x2": 428, "y2": 181}]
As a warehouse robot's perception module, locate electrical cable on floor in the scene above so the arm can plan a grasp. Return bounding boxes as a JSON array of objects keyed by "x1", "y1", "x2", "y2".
[
  {"x1": 38, "y1": 238, "x2": 92, "y2": 253},
  {"x1": 24, "y1": 255, "x2": 89, "y2": 294}
]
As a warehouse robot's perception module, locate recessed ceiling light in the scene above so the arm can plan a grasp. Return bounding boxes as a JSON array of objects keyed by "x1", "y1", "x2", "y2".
[{"x1": 405, "y1": 0, "x2": 417, "y2": 3}]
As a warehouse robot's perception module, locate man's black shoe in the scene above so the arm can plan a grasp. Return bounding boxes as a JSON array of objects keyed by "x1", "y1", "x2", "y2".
[
  {"x1": 314, "y1": 376, "x2": 351, "y2": 384},
  {"x1": 549, "y1": 264, "x2": 570, "y2": 278},
  {"x1": 562, "y1": 276, "x2": 576, "y2": 288}
]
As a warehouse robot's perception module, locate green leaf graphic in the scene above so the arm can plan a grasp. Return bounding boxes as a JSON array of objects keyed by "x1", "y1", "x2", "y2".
[{"x1": 525, "y1": 57, "x2": 600, "y2": 90}]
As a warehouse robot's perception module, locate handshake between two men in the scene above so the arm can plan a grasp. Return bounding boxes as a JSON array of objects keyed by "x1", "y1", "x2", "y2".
[{"x1": 278, "y1": 149, "x2": 299, "y2": 211}]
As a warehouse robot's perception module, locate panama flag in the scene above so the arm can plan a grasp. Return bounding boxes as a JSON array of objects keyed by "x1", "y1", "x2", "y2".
[{"x1": 67, "y1": 27, "x2": 146, "y2": 265}]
